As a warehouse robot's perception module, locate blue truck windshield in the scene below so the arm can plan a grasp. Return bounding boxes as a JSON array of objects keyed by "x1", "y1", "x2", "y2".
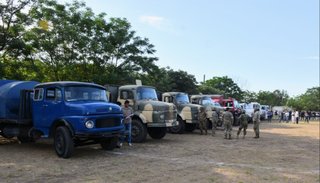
[
  {"x1": 176, "y1": 94, "x2": 190, "y2": 104},
  {"x1": 137, "y1": 87, "x2": 158, "y2": 100},
  {"x1": 65, "y1": 86, "x2": 108, "y2": 102}
]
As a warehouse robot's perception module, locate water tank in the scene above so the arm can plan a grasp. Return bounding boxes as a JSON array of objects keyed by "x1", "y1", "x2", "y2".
[{"x1": 0, "y1": 80, "x2": 39, "y2": 119}]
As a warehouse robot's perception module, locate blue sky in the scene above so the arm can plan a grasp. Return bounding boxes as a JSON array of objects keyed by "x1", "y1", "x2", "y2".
[{"x1": 64, "y1": 0, "x2": 319, "y2": 96}]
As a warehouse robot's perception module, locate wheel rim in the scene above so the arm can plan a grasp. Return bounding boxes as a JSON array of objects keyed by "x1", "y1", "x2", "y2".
[
  {"x1": 131, "y1": 124, "x2": 140, "y2": 138},
  {"x1": 55, "y1": 133, "x2": 65, "y2": 155}
]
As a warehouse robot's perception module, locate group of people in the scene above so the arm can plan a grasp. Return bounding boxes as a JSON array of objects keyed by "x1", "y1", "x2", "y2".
[
  {"x1": 276, "y1": 110, "x2": 317, "y2": 124},
  {"x1": 198, "y1": 108, "x2": 261, "y2": 140}
]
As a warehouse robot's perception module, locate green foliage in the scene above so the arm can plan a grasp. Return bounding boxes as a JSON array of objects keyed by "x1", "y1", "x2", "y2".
[
  {"x1": 141, "y1": 67, "x2": 198, "y2": 94},
  {"x1": 242, "y1": 90, "x2": 257, "y2": 103},
  {"x1": 200, "y1": 76, "x2": 243, "y2": 100},
  {"x1": 287, "y1": 87, "x2": 320, "y2": 111},
  {"x1": 0, "y1": 0, "x2": 35, "y2": 56}
]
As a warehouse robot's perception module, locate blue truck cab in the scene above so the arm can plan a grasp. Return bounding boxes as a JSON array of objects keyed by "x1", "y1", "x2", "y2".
[{"x1": 0, "y1": 81, "x2": 124, "y2": 158}]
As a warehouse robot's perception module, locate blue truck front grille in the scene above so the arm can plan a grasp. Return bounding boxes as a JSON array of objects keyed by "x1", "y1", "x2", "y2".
[{"x1": 95, "y1": 118, "x2": 121, "y2": 128}]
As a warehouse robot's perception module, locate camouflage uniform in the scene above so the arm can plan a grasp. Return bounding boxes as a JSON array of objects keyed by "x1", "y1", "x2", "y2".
[
  {"x1": 211, "y1": 110, "x2": 219, "y2": 136},
  {"x1": 237, "y1": 113, "x2": 248, "y2": 139},
  {"x1": 199, "y1": 107, "x2": 208, "y2": 135},
  {"x1": 253, "y1": 110, "x2": 260, "y2": 138},
  {"x1": 223, "y1": 110, "x2": 234, "y2": 139}
]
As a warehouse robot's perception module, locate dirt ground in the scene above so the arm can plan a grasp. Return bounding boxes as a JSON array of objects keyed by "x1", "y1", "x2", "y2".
[{"x1": 0, "y1": 121, "x2": 319, "y2": 183}]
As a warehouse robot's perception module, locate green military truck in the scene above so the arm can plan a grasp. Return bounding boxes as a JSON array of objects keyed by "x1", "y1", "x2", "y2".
[
  {"x1": 161, "y1": 92, "x2": 203, "y2": 133},
  {"x1": 106, "y1": 85, "x2": 178, "y2": 143},
  {"x1": 190, "y1": 95, "x2": 224, "y2": 127}
]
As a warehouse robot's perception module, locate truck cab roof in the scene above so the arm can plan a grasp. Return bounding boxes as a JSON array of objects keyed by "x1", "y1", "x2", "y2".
[
  {"x1": 35, "y1": 81, "x2": 105, "y2": 90},
  {"x1": 119, "y1": 85, "x2": 155, "y2": 90},
  {"x1": 162, "y1": 92, "x2": 187, "y2": 97}
]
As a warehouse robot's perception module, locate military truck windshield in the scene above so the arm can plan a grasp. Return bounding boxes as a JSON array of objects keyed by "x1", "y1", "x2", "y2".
[
  {"x1": 137, "y1": 87, "x2": 158, "y2": 101},
  {"x1": 213, "y1": 102, "x2": 222, "y2": 107},
  {"x1": 176, "y1": 94, "x2": 190, "y2": 104},
  {"x1": 202, "y1": 97, "x2": 214, "y2": 106},
  {"x1": 65, "y1": 86, "x2": 108, "y2": 102}
]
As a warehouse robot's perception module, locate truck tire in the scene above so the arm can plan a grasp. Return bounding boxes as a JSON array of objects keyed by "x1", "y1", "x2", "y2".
[
  {"x1": 148, "y1": 127, "x2": 167, "y2": 139},
  {"x1": 185, "y1": 124, "x2": 197, "y2": 132},
  {"x1": 170, "y1": 117, "x2": 185, "y2": 134},
  {"x1": 100, "y1": 137, "x2": 118, "y2": 150},
  {"x1": 54, "y1": 126, "x2": 74, "y2": 158},
  {"x1": 131, "y1": 119, "x2": 147, "y2": 143}
]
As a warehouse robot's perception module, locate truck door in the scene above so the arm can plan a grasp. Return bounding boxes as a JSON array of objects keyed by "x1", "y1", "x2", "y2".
[{"x1": 41, "y1": 87, "x2": 63, "y2": 129}]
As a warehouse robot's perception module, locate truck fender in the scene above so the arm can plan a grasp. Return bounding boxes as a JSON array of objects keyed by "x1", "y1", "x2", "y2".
[
  {"x1": 50, "y1": 119, "x2": 75, "y2": 137},
  {"x1": 178, "y1": 113, "x2": 185, "y2": 121},
  {"x1": 135, "y1": 113, "x2": 147, "y2": 124}
]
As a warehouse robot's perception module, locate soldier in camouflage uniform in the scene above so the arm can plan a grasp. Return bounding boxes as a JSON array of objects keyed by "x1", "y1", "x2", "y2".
[
  {"x1": 223, "y1": 108, "x2": 234, "y2": 139},
  {"x1": 253, "y1": 108, "x2": 261, "y2": 138},
  {"x1": 199, "y1": 107, "x2": 208, "y2": 135},
  {"x1": 237, "y1": 110, "x2": 248, "y2": 139},
  {"x1": 211, "y1": 109, "x2": 219, "y2": 136}
]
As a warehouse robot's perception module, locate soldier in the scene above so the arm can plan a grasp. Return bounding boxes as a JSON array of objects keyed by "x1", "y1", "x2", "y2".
[
  {"x1": 223, "y1": 108, "x2": 234, "y2": 139},
  {"x1": 237, "y1": 110, "x2": 248, "y2": 139},
  {"x1": 253, "y1": 108, "x2": 261, "y2": 138},
  {"x1": 199, "y1": 107, "x2": 208, "y2": 135},
  {"x1": 211, "y1": 109, "x2": 219, "y2": 136}
]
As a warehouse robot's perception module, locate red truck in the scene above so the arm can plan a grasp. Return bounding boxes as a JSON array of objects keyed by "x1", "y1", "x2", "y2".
[{"x1": 210, "y1": 95, "x2": 241, "y2": 126}]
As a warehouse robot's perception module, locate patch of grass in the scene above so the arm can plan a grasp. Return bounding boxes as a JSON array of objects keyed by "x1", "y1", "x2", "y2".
[
  {"x1": 245, "y1": 170, "x2": 252, "y2": 175},
  {"x1": 208, "y1": 177, "x2": 216, "y2": 182}
]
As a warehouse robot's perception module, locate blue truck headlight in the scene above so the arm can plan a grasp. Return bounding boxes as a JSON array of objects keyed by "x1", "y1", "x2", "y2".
[{"x1": 85, "y1": 120, "x2": 94, "y2": 129}]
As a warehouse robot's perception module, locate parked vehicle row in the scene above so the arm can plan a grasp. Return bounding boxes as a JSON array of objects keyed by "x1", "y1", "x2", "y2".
[{"x1": 0, "y1": 80, "x2": 245, "y2": 158}]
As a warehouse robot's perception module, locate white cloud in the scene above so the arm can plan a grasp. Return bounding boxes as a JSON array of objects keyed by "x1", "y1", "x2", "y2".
[
  {"x1": 139, "y1": 16, "x2": 165, "y2": 28},
  {"x1": 304, "y1": 56, "x2": 319, "y2": 60}
]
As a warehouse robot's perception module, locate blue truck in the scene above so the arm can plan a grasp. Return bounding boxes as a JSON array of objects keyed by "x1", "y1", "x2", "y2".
[{"x1": 0, "y1": 80, "x2": 124, "y2": 158}]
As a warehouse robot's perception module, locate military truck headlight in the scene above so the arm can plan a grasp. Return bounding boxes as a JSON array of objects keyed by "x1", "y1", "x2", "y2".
[
  {"x1": 85, "y1": 120, "x2": 94, "y2": 129},
  {"x1": 160, "y1": 114, "x2": 165, "y2": 120}
]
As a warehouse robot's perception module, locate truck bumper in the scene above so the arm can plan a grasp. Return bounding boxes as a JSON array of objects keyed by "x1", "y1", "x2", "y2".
[
  {"x1": 75, "y1": 129, "x2": 124, "y2": 139},
  {"x1": 185, "y1": 119, "x2": 198, "y2": 124},
  {"x1": 147, "y1": 119, "x2": 178, "y2": 127}
]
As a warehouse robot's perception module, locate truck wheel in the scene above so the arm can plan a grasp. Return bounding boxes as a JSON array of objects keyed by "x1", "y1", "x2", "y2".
[
  {"x1": 148, "y1": 127, "x2": 167, "y2": 139},
  {"x1": 131, "y1": 119, "x2": 147, "y2": 143},
  {"x1": 0, "y1": 126, "x2": 14, "y2": 139},
  {"x1": 54, "y1": 126, "x2": 74, "y2": 158},
  {"x1": 170, "y1": 117, "x2": 185, "y2": 134},
  {"x1": 100, "y1": 137, "x2": 118, "y2": 150},
  {"x1": 185, "y1": 124, "x2": 197, "y2": 132}
]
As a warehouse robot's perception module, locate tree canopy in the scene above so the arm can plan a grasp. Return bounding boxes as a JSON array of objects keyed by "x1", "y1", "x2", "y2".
[{"x1": 0, "y1": 0, "x2": 318, "y2": 111}]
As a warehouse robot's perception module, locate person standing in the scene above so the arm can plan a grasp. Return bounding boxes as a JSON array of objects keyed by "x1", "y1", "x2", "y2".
[
  {"x1": 211, "y1": 109, "x2": 219, "y2": 136},
  {"x1": 120, "y1": 100, "x2": 133, "y2": 146},
  {"x1": 291, "y1": 111, "x2": 295, "y2": 123},
  {"x1": 237, "y1": 110, "x2": 248, "y2": 139},
  {"x1": 223, "y1": 108, "x2": 234, "y2": 139},
  {"x1": 199, "y1": 107, "x2": 208, "y2": 135},
  {"x1": 253, "y1": 108, "x2": 261, "y2": 138},
  {"x1": 295, "y1": 110, "x2": 299, "y2": 124},
  {"x1": 279, "y1": 111, "x2": 284, "y2": 123},
  {"x1": 267, "y1": 110, "x2": 273, "y2": 122},
  {"x1": 305, "y1": 111, "x2": 309, "y2": 123}
]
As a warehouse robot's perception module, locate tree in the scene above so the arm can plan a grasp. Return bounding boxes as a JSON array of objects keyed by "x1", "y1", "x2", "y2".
[
  {"x1": 242, "y1": 90, "x2": 257, "y2": 103},
  {"x1": 0, "y1": 0, "x2": 34, "y2": 56},
  {"x1": 200, "y1": 76, "x2": 243, "y2": 100},
  {"x1": 287, "y1": 87, "x2": 320, "y2": 111},
  {"x1": 141, "y1": 67, "x2": 198, "y2": 94}
]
